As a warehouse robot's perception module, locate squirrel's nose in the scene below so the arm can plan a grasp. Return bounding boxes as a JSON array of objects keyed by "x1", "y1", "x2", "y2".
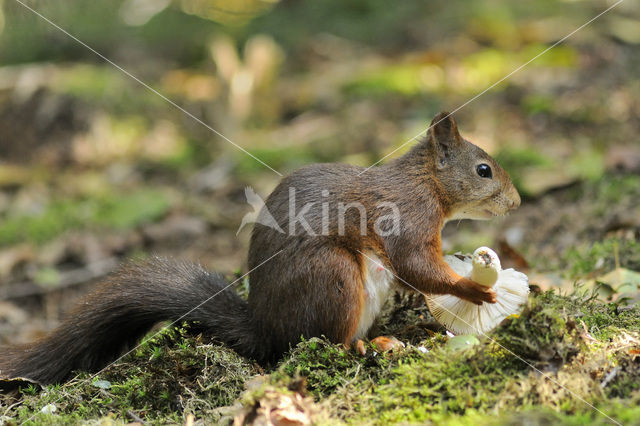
[{"x1": 508, "y1": 190, "x2": 521, "y2": 210}]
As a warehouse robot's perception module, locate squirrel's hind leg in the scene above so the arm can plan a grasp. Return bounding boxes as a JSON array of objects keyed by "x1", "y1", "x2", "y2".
[{"x1": 250, "y1": 244, "x2": 366, "y2": 356}]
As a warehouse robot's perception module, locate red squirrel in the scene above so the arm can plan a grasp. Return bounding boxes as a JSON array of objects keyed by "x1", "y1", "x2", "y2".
[{"x1": 0, "y1": 112, "x2": 520, "y2": 384}]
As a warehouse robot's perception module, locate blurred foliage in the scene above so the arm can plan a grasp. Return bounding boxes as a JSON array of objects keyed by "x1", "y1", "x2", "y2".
[
  {"x1": 1, "y1": 0, "x2": 636, "y2": 176},
  {"x1": 53, "y1": 65, "x2": 165, "y2": 115},
  {"x1": 564, "y1": 238, "x2": 640, "y2": 279},
  {"x1": 0, "y1": 0, "x2": 636, "y2": 270},
  {"x1": 0, "y1": 189, "x2": 170, "y2": 247},
  {"x1": 0, "y1": 2, "x2": 639, "y2": 424},
  {"x1": 0, "y1": 0, "x2": 636, "y2": 277}
]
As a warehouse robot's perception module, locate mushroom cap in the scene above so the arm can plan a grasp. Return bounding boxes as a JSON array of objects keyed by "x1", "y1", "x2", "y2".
[{"x1": 425, "y1": 250, "x2": 529, "y2": 335}]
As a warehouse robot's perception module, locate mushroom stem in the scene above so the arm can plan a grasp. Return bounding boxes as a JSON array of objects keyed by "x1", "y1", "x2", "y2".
[{"x1": 469, "y1": 247, "x2": 501, "y2": 287}]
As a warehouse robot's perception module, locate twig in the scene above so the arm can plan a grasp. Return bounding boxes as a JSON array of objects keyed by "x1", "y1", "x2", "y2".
[
  {"x1": 3, "y1": 400, "x2": 23, "y2": 417},
  {"x1": 127, "y1": 409, "x2": 147, "y2": 424},
  {"x1": 600, "y1": 366, "x2": 620, "y2": 389}
]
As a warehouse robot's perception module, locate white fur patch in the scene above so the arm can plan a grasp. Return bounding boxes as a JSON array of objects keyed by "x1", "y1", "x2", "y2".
[
  {"x1": 446, "y1": 210, "x2": 484, "y2": 222},
  {"x1": 354, "y1": 252, "x2": 395, "y2": 339}
]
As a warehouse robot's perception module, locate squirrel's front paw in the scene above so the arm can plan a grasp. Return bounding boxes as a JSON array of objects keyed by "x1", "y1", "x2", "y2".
[{"x1": 454, "y1": 278, "x2": 497, "y2": 305}]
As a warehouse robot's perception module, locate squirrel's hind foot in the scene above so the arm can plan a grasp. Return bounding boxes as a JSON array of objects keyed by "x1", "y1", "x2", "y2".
[{"x1": 353, "y1": 336, "x2": 405, "y2": 356}]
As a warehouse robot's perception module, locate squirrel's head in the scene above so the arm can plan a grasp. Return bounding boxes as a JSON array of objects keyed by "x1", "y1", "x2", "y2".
[{"x1": 421, "y1": 111, "x2": 520, "y2": 220}]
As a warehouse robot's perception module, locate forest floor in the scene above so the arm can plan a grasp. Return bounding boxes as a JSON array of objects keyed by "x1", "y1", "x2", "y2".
[{"x1": 1, "y1": 1, "x2": 639, "y2": 424}]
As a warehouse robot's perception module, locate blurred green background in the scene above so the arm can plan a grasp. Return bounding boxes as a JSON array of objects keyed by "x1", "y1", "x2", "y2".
[{"x1": 0, "y1": 0, "x2": 639, "y2": 341}]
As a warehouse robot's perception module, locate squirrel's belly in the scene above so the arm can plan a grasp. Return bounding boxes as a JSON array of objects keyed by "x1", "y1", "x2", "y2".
[{"x1": 354, "y1": 252, "x2": 395, "y2": 339}]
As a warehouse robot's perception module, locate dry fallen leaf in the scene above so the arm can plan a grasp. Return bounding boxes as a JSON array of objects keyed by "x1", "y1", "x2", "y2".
[
  {"x1": 587, "y1": 267, "x2": 640, "y2": 301},
  {"x1": 497, "y1": 238, "x2": 530, "y2": 270},
  {"x1": 594, "y1": 267, "x2": 640, "y2": 287},
  {"x1": 234, "y1": 387, "x2": 322, "y2": 426}
]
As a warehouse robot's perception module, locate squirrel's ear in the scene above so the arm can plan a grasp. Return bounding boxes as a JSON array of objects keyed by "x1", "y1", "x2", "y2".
[
  {"x1": 428, "y1": 111, "x2": 462, "y2": 168},
  {"x1": 429, "y1": 112, "x2": 462, "y2": 144}
]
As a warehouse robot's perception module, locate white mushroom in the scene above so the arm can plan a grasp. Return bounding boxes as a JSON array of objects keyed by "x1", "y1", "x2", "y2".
[{"x1": 425, "y1": 247, "x2": 529, "y2": 336}]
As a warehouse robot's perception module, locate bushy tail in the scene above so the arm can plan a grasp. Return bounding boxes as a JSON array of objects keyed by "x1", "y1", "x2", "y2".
[{"x1": 0, "y1": 258, "x2": 259, "y2": 385}]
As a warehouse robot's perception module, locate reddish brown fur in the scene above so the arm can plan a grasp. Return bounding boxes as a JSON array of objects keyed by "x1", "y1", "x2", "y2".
[{"x1": 0, "y1": 112, "x2": 520, "y2": 384}]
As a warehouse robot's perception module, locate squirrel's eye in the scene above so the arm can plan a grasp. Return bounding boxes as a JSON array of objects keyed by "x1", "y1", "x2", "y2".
[{"x1": 476, "y1": 163, "x2": 492, "y2": 179}]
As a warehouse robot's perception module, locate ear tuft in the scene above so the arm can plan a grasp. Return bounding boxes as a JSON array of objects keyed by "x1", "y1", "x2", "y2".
[
  {"x1": 429, "y1": 111, "x2": 461, "y2": 143},
  {"x1": 427, "y1": 111, "x2": 463, "y2": 168},
  {"x1": 430, "y1": 111, "x2": 453, "y2": 127}
]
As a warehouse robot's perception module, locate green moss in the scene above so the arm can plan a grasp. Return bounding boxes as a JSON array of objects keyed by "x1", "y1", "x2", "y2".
[
  {"x1": 2, "y1": 289, "x2": 639, "y2": 425},
  {"x1": 344, "y1": 45, "x2": 577, "y2": 99},
  {"x1": 346, "y1": 294, "x2": 575, "y2": 423},
  {"x1": 276, "y1": 290, "x2": 639, "y2": 424},
  {"x1": 413, "y1": 402, "x2": 640, "y2": 426},
  {"x1": 277, "y1": 338, "x2": 363, "y2": 398},
  {"x1": 581, "y1": 303, "x2": 640, "y2": 340},
  {"x1": 276, "y1": 337, "x2": 427, "y2": 401},
  {"x1": 2, "y1": 325, "x2": 258, "y2": 424},
  {"x1": 366, "y1": 348, "x2": 520, "y2": 423},
  {"x1": 494, "y1": 291, "x2": 584, "y2": 363},
  {"x1": 459, "y1": 45, "x2": 575, "y2": 93}
]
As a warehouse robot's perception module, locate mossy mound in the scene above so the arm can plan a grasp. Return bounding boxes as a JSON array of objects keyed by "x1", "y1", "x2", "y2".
[
  {"x1": 0, "y1": 326, "x2": 259, "y2": 424},
  {"x1": 265, "y1": 289, "x2": 640, "y2": 424},
  {"x1": 1, "y1": 290, "x2": 639, "y2": 425}
]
